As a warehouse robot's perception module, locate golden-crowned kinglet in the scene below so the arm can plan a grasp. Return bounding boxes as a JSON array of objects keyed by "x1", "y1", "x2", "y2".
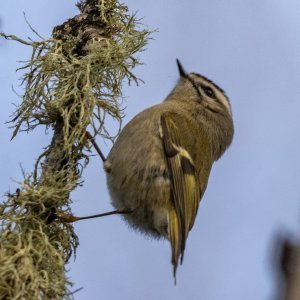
[{"x1": 104, "y1": 60, "x2": 234, "y2": 280}]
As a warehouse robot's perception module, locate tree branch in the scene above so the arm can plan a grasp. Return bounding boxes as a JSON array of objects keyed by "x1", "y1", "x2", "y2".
[{"x1": 0, "y1": 1, "x2": 151, "y2": 298}]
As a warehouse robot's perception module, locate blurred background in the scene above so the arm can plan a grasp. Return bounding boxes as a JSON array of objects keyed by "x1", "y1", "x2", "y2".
[{"x1": 1, "y1": 1, "x2": 300, "y2": 299}]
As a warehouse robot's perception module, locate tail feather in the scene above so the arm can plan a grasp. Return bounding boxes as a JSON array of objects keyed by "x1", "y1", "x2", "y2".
[{"x1": 169, "y1": 208, "x2": 182, "y2": 284}]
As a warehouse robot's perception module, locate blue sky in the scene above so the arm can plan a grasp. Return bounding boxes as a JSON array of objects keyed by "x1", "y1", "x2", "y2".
[{"x1": 1, "y1": 1, "x2": 300, "y2": 299}]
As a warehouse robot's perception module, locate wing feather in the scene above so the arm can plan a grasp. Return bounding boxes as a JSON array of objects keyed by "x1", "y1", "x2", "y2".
[{"x1": 160, "y1": 114, "x2": 200, "y2": 278}]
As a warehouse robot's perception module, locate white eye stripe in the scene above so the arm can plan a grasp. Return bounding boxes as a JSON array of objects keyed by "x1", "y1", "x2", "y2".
[
  {"x1": 189, "y1": 74, "x2": 232, "y2": 116},
  {"x1": 208, "y1": 88, "x2": 232, "y2": 116},
  {"x1": 218, "y1": 95, "x2": 232, "y2": 116}
]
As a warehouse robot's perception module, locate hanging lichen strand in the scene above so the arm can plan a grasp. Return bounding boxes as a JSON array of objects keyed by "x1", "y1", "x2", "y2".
[{"x1": 0, "y1": 0, "x2": 151, "y2": 299}]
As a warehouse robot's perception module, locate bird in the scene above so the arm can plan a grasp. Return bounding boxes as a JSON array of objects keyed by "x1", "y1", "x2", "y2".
[{"x1": 102, "y1": 59, "x2": 234, "y2": 281}]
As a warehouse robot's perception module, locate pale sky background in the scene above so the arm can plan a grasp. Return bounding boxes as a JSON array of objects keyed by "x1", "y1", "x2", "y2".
[{"x1": 1, "y1": 1, "x2": 300, "y2": 299}]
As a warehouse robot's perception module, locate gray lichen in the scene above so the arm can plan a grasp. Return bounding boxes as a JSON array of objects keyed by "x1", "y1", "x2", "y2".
[{"x1": 0, "y1": 0, "x2": 152, "y2": 298}]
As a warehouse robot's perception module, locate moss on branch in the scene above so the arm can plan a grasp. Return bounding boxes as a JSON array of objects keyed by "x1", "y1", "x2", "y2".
[{"x1": 0, "y1": 0, "x2": 151, "y2": 298}]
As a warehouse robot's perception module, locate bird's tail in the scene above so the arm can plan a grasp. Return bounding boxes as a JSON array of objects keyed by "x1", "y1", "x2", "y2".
[{"x1": 168, "y1": 207, "x2": 182, "y2": 284}]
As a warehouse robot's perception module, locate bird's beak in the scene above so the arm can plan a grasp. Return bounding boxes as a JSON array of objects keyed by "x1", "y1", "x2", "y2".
[{"x1": 176, "y1": 59, "x2": 187, "y2": 77}]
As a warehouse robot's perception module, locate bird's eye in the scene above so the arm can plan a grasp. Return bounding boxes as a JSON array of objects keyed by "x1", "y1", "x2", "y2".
[{"x1": 203, "y1": 86, "x2": 215, "y2": 98}]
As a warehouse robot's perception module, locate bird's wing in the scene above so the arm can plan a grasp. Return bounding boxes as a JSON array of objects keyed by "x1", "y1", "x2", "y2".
[{"x1": 160, "y1": 114, "x2": 200, "y2": 279}]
